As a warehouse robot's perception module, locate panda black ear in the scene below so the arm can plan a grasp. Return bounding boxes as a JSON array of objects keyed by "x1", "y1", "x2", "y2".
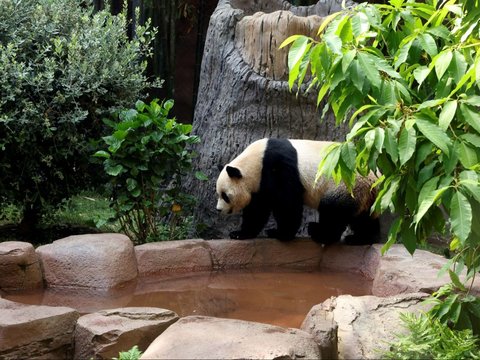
[{"x1": 226, "y1": 166, "x2": 242, "y2": 179}]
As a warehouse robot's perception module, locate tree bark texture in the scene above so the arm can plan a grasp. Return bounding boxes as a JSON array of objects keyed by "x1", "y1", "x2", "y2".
[{"x1": 188, "y1": 0, "x2": 357, "y2": 238}]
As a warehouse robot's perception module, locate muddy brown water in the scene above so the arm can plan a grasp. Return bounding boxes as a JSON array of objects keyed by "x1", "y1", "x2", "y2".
[{"x1": 4, "y1": 270, "x2": 372, "y2": 328}]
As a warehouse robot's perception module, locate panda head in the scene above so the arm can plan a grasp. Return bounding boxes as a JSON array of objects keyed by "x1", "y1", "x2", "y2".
[{"x1": 216, "y1": 165, "x2": 252, "y2": 215}]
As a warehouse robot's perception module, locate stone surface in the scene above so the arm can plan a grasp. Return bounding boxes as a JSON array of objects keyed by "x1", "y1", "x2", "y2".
[
  {"x1": 74, "y1": 307, "x2": 178, "y2": 360},
  {"x1": 135, "y1": 239, "x2": 213, "y2": 275},
  {"x1": 372, "y1": 244, "x2": 473, "y2": 296},
  {"x1": 36, "y1": 233, "x2": 137, "y2": 289},
  {"x1": 302, "y1": 293, "x2": 429, "y2": 359},
  {"x1": 320, "y1": 244, "x2": 379, "y2": 279},
  {"x1": 208, "y1": 238, "x2": 324, "y2": 270},
  {"x1": 0, "y1": 241, "x2": 43, "y2": 291},
  {"x1": 0, "y1": 298, "x2": 79, "y2": 359},
  {"x1": 141, "y1": 315, "x2": 321, "y2": 359}
]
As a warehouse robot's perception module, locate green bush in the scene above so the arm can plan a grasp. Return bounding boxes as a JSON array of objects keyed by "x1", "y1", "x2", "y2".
[
  {"x1": 383, "y1": 312, "x2": 480, "y2": 360},
  {"x1": 283, "y1": 0, "x2": 480, "y2": 333},
  {"x1": 0, "y1": 0, "x2": 156, "y2": 237},
  {"x1": 94, "y1": 99, "x2": 202, "y2": 243},
  {"x1": 113, "y1": 345, "x2": 143, "y2": 360}
]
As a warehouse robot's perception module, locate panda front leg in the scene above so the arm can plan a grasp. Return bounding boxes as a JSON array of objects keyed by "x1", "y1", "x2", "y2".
[
  {"x1": 229, "y1": 194, "x2": 271, "y2": 240},
  {"x1": 267, "y1": 199, "x2": 303, "y2": 241}
]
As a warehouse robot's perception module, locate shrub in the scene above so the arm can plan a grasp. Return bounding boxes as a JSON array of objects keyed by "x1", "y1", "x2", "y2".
[
  {"x1": 283, "y1": 0, "x2": 480, "y2": 333},
  {"x1": 383, "y1": 312, "x2": 480, "y2": 360},
  {"x1": 94, "y1": 99, "x2": 202, "y2": 243},
  {"x1": 0, "y1": 0, "x2": 156, "y2": 237}
]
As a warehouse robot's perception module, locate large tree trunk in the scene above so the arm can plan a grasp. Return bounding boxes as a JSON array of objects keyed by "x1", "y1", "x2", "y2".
[{"x1": 188, "y1": 0, "x2": 356, "y2": 238}]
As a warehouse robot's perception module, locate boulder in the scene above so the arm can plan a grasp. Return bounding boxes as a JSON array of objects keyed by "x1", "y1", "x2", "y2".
[
  {"x1": 0, "y1": 241, "x2": 43, "y2": 291},
  {"x1": 208, "y1": 238, "x2": 324, "y2": 270},
  {"x1": 0, "y1": 298, "x2": 79, "y2": 359},
  {"x1": 371, "y1": 244, "x2": 474, "y2": 296},
  {"x1": 302, "y1": 293, "x2": 429, "y2": 359},
  {"x1": 141, "y1": 315, "x2": 321, "y2": 359},
  {"x1": 74, "y1": 307, "x2": 178, "y2": 360},
  {"x1": 36, "y1": 233, "x2": 137, "y2": 289},
  {"x1": 135, "y1": 239, "x2": 212, "y2": 275}
]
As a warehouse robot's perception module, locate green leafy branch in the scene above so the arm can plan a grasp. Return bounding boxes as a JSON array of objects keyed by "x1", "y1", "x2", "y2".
[{"x1": 283, "y1": 0, "x2": 480, "y2": 334}]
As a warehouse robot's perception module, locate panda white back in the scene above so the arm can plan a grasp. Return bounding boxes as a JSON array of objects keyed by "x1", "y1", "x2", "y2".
[{"x1": 289, "y1": 139, "x2": 336, "y2": 209}]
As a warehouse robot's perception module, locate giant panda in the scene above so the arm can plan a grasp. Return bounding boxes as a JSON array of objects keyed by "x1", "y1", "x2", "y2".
[{"x1": 215, "y1": 138, "x2": 379, "y2": 245}]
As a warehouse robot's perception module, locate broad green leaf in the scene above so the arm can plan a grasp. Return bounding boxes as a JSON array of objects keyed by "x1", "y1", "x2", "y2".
[
  {"x1": 358, "y1": 51, "x2": 381, "y2": 88},
  {"x1": 126, "y1": 178, "x2": 138, "y2": 192},
  {"x1": 462, "y1": 95, "x2": 480, "y2": 106},
  {"x1": 382, "y1": 217, "x2": 402, "y2": 255},
  {"x1": 324, "y1": 33, "x2": 342, "y2": 55},
  {"x1": 279, "y1": 35, "x2": 303, "y2": 49},
  {"x1": 460, "y1": 133, "x2": 480, "y2": 148},
  {"x1": 342, "y1": 49, "x2": 356, "y2": 73},
  {"x1": 351, "y1": 11, "x2": 369, "y2": 37},
  {"x1": 434, "y1": 50, "x2": 453, "y2": 81},
  {"x1": 341, "y1": 142, "x2": 356, "y2": 169},
  {"x1": 93, "y1": 150, "x2": 110, "y2": 159},
  {"x1": 417, "y1": 98, "x2": 445, "y2": 110},
  {"x1": 336, "y1": 14, "x2": 353, "y2": 43},
  {"x1": 394, "y1": 38, "x2": 413, "y2": 69},
  {"x1": 398, "y1": 125, "x2": 416, "y2": 165},
  {"x1": 401, "y1": 221, "x2": 417, "y2": 255},
  {"x1": 413, "y1": 66, "x2": 431, "y2": 87},
  {"x1": 384, "y1": 127, "x2": 399, "y2": 163},
  {"x1": 448, "y1": 269, "x2": 467, "y2": 292},
  {"x1": 414, "y1": 178, "x2": 449, "y2": 225},
  {"x1": 418, "y1": 33, "x2": 437, "y2": 57},
  {"x1": 460, "y1": 103, "x2": 480, "y2": 134},
  {"x1": 105, "y1": 164, "x2": 123, "y2": 176},
  {"x1": 438, "y1": 100, "x2": 457, "y2": 130},
  {"x1": 450, "y1": 50, "x2": 467, "y2": 84},
  {"x1": 350, "y1": 60, "x2": 365, "y2": 92},
  {"x1": 450, "y1": 190, "x2": 472, "y2": 243},
  {"x1": 288, "y1": 36, "x2": 309, "y2": 70},
  {"x1": 415, "y1": 115, "x2": 452, "y2": 155},
  {"x1": 456, "y1": 141, "x2": 478, "y2": 168},
  {"x1": 317, "y1": 11, "x2": 343, "y2": 36}
]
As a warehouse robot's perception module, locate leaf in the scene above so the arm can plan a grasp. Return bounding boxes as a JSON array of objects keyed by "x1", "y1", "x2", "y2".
[
  {"x1": 434, "y1": 50, "x2": 453, "y2": 81},
  {"x1": 462, "y1": 95, "x2": 480, "y2": 106},
  {"x1": 324, "y1": 33, "x2": 342, "y2": 55},
  {"x1": 358, "y1": 51, "x2": 381, "y2": 88},
  {"x1": 351, "y1": 11, "x2": 369, "y2": 37},
  {"x1": 195, "y1": 171, "x2": 208, "y2": 181},
  {"x1": 460, "y1": 103, "x2": 480, "y2": 135},
  {"x1": 450, "y1": 190, "x2": 472, "y2": 243},
  {"x1": 342, "y1": 49, "x2": 356, "y2": 73},
  {"x1": 415, "y1": 115, "x2": 452, "y2": 155},
  {"x1": 287, "y1": 36, "x2": 309, "y2": 70},
  {"x1": 456, "y1": 141, "x2": 478, "y2": 168},
  {"x1": 93, "y1": 150, "x2": 110, "y2": 159},
  {"x1": 105, "y1": 164, "x2": 123, "y2": 176},
  {"x1": 438, "y1": 100, "x2": 457, "y2": 130},
  {"x1": 418, "y1": 33, "x2": 437, "y2": 57},
  {"x1": 414, "y1": 179, "x2": 448, "y2": 226},
  {"x1": 448, "y1": 270, "x2": 467, "y2": 292},
  {"x1": 279, "y1": 34, "x2": 303, "y2": 49},
  {"x1": 341, "y1": 142, "x2": 356, "y2": 169},
  {"x1": 398, "y1": 125, "x2": 416, "y2": 165},
  {"x1": 382, "y1": 217, "x2": 402, "y2": 255},
  {"x1": 317, "y1": 11, "x2": 343, "y2": 36},
  {"x1": 413, "y1": 65, "x2": 431, "y2": 87},
  {"x1": 401, "y1": 221, "x2": 417, "y2": 255}
]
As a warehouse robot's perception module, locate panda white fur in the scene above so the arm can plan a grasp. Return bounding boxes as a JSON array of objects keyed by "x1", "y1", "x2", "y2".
[{"x1": 216, "y1": 138, "x2": 379, "y2": 245}]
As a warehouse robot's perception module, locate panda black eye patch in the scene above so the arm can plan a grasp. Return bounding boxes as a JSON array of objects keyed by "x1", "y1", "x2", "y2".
[{"x1": 222, "y1": 192, "x2": 230, "y2": 203}]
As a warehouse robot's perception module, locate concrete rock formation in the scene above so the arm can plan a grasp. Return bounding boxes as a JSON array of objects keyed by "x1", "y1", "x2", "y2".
[
  {"x1": 0, "y1": 298, "x2": 79, "y2": 359},
  {"x1": 302, "y1": 293, "x2": 430, "y2": 359},
  {"x1": 0, "y1": 241, "x2": 43, "y2": 291},
  {"x1": 36, "y1": 233, "x2": 137, "y2": 289},
  {"x1": 141, "y1": 315, "x2": 321, "y2": 359},
  {"x1": 74, "y1": 307, "x2": 178, "y2": 360}
]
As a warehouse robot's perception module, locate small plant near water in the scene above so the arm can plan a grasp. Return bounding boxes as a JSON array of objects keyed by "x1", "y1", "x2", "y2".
[
  {"x1": 94, "y1": 99, "x2": 203, "y2": 243},
  {"x1": 113, "y1": 345, "x2": 143, "y2": 360},
  {"x1": 383, "y1": 312, "x2": 480, "y2": 360}
]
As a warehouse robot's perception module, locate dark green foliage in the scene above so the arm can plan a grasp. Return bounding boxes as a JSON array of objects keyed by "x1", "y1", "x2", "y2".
[
  {"x1": 283, "y1": 0, "x2": 480, "y2": 339},
  {"x1": 94, "y1": 99, "x2": 202, "y2": 243},
  {"x1": 383, "y1": 312, "x2": 480, "y2": 360},
  {"x1": 0, "y1": 0, "x2": 155, "y2": 235}
]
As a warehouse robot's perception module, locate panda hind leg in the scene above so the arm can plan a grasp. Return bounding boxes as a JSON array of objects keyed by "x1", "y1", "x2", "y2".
[{"x1": 345, "y1": 213, "x2": 380, "y2": 245}]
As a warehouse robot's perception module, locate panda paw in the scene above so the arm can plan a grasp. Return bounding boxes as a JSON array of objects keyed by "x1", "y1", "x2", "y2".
[{"x1": 266, "y1": 228, "x2": 294, "y2": 242}]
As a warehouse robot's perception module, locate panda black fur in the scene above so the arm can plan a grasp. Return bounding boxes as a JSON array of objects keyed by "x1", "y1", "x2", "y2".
[{"x1": 216, "y1": 138, "x2": 380, "y2": 245}]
